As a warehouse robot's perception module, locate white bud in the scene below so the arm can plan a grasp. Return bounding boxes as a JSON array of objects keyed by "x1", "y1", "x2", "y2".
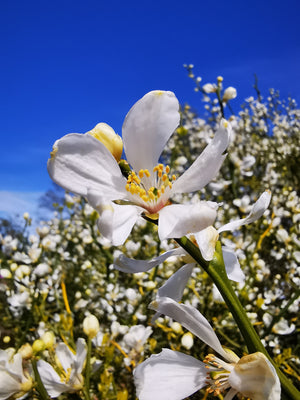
[
  {"x1": 223, "y1": 86, "x2": 237, "y2": 102},
  {"x1": 83, "y1": 314, "x2": 100, "y2": 339}
]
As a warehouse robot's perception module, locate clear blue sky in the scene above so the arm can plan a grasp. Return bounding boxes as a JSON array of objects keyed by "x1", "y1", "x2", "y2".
[{"x1": 1, "y1": 0, "x2": 299, "y2": 219}]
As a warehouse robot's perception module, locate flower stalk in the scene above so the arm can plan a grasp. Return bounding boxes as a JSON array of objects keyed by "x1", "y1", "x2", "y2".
[
  {"x1": 31, "y1": 357, "x2": 50, "y2": 400},
  {"x1": 175, "y1": 236, "x2": 300, "y2": 400}
]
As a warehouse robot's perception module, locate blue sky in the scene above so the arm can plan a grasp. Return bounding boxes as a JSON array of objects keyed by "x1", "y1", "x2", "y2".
[{"x1": 1, "y1": 0, "x2": 299, "y2": 221}]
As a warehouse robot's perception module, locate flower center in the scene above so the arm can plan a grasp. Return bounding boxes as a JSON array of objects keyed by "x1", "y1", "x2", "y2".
[
  {"x1": 204, "y1": 354, "x2": 233, "y2": 396},
  {"x1": 125, "y1": 163, "x2": 176, "y2": 213}
]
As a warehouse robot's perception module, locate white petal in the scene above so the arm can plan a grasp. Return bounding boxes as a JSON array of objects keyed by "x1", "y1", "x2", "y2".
[
  {"x1": 228, "y1": 352, "x2": 281, "y2": 400},
  {"x1": 123, "y1": 91, "x2": 180, "y2": 172},
  {"x1": 0, "y1": 370, "x2": 21, "y2": 400},
  {"x1": 172, "y1": 120, "x2": 231, "y2": 194},
  {"x1": 152, "y1": 264, "x2": 195, "y2": 322},
  {"x1": 218, "y1": 191, "x2": 271, "y2": 233},
  {"x1": 150, "y1": 297, "x2": 228, "y2": 359},
  {"x1": 87, "y1": 194, "x2": 143, "y2": 246},
  {"x1": 222, "y1": 247, "x2": 245, "y2": 283},
  {"x1": 157, "y1": 263, "x2": 194, "y2": 301},
  {"x1": 74, "y1": 338, "x2": 87, "y2": 374},
  {"x1": 158, "y1": 202, "x2": 217, "y2": 241},
  {"x1": 47, "y1": 133, "x2": 126, "y2": 198},
  {"x1": 194, "y1": 226, "x2": 219, "y2": 261},
  {"x1": 37, "y1": 360, "x2": 69, "y2": 397},
  {"x1": 134, "y1": 348, "x2": 207, "y2": 400},
  {"x1": 114, "y1": 248, "x2": 184, "y2": 273},
  {"x1": 56, "y1": 343, "x2": 74, "y2": 372}
]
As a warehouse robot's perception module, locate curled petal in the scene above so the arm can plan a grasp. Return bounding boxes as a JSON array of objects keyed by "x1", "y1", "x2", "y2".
[
  {"x1": 218, "y1": 191, "x2": 271, "y2": 233},
  {"x1": 152, "y1": 263, "x2": 195, "y2": 322},
  {"x1": 222, "y1": 247, "x2": 245, "y2": 283},
  {"x1": 158, "y1": 202, "x2": 218, "y2": 241},
  {"x1": 37, "y1": 360, "x2": 70, "y2": 397},
  {"x1": 228, "y1": 352, "x2": 281, "y2": 400},
  {"x1": 47, "y1": 133, "x2": 126, "y2": 198},
  {"x1": 150, "y1": 297, "x2": 229, "y2": 360},
  {"x1": 134, "y1": 348, "x2": 207, "y2": 400},
  {"x1": 123, "y1": 90, "x2": 180, "y2": 172},
  {"x1": 194, "y1": 226, "x2": 219, "y2": 261},
  {"x1": 172, "y1": 120, "x2": 231, "y2": 194},
  {"x1": 114, "y1": 248, "x2": 184, "y2": 274}
]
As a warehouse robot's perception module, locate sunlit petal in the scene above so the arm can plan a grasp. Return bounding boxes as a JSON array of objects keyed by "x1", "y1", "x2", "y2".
[
  {"x1": 222, "y1": 247, "x2": 245, "y2": 283},
  {"x1": 172, "y1": 120, "x2": 231, "y2": 194},
  {"x1": 123, "y1": 91, "x2": 180, "y2": 172},
  {"x1": 150, "y1": 297, "x2": 228, "y2": 359},
  {"x1": 114, "y1": 247, "x2": 184, "y2": 273},
  {"x1": 218, "y1": 191, "x2": 271, "y2": 233},
  {"x1": 134, "y1": 348, "x2": 207, "y2": 400},
  {"x1": 158, "y1": 202, "x2": 218, "y2": 241},
  {"x1": 47, "y1": 133, "x2": 126, "y2": 197},
  {"x1": 194, "y1": 226, "x2": 219, "y2": 261}
]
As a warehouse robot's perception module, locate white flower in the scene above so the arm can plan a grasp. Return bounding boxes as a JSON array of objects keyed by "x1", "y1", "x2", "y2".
[
  {"x1": 37, "y1": 338, "x2": 87, "y2": 398},
  {"x1": 83, "y1": 314, "x2": 100, "y2": 339},
  {"x1": 195, "y1": 190, "x2": 271, "y2": 261},
  {"x1": 202, "y1": 83, "x2": 217, "y2": 93},
  {"x1": 122, "y1": 325, "x2": 153, "y2": 353},
  {"x1": 134, "y1": 297, "x2": 280, "y2": 400},
  {"x1": 0, "y1": 350, "x2": 33, "y2": 400},
  {"x1": 48, "y1": 91, "x2": 231, "y2": 245}
]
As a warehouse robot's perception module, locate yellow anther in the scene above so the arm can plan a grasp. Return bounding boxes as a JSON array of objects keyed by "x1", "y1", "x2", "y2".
[
  {"x1": 158, "y1": 170, "x2": 163, "y2": 178},
  {"x1": 161, "y1": 185, "x2": 165, "y2": 193},
  {"x1": 172, "y1": 174, "x2": 176, "y2": 181},
  {"x1": 158, "y1": 164, "x2": 164, "y2": 169},
  {"x1": 126, "y1": 184, "x2": 130, "y2": 191},
  {"x1": 157, "y1": 190, "x2": 161, "y2": 198},
  {"x1": 149, "y1": 192, "x2": 155, "y2": 200},
  {"x1": 168, "y1": 182, "x2": 172, "y2": 188},
  {"x1": 162, "y1": 174, "x2": 168, "y2": 182},
  {"x1": 142, "y1": 195, "x2": 149, "y2": 202},
  {"x1": 138, "y1": 170, "x2": 144, "y2": 178},
  {"x1": 144, "y1": 169, "x2": 151, "y2": 177},
  {"x1": 165, "y1": 165, "x2": 170, "y2": 173}
]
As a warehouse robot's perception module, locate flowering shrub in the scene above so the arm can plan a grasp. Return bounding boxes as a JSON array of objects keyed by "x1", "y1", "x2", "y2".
[{"x1": 0, "y1": 72, "x2": 299, "y2": 399}]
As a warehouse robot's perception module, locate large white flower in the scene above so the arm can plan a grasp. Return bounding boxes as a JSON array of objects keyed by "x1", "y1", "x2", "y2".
[
  {"x1": 0, "y1": 350, "x2": 32, "y2": 400},
  {"x1": 48, "y1": 91, "x2": 231, "y2": 245},
  {"x1": 134, "y1": 297, "x2": 280, "y2": 400},
  {"x1": 37, "y1": 338, "x2": 87, "y2": 398}
]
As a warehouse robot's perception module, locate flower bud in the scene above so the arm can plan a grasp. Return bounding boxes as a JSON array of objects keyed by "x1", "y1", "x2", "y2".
[
  {"x1": 83, "y1": 314, "x2": 100, "y2": 339},
  {"x1": 18, "y1": 343, "x2": 33, "y2": 359},
  {"x1": 87, "y1": 122, "x2": 123, "y2": 162},
  {"x1": 32, "y1": 339, "x2": 45, "y2": 354},
  {"x1": 181, "y1": 332, "x2": 194, "y2": 349},
  {"x1": 223, "y1": 86, "x2": 237, "y2": 102},
  {"x1": 41, "y1": 331, "x2": 56, "y2": 348}
]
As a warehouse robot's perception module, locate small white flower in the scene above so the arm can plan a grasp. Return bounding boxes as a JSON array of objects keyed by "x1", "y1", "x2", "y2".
[
  {"x1": 0, "y1": 350, "x2": 33, "y2": 400},
  {"x1": 134, "y1": 297, "x2": 280, "y2": 400},
  {"x1": 37, "y1": 338, "x2": 87, "y2": 398},
  {"x1": 223, "y1": 86, "x2": 237, "y2": 102}
]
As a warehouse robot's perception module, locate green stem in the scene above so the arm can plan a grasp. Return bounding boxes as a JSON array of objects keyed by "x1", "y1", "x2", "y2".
[
  {"x1": 84, "y1": 337, "x2": 92, "y2": 400},
  {"x1": 31, "y1": 358, "x2": 50, "y2": 400},
  {"x1": 175, "y1": 236, "x2": 300, "y2": 400}
]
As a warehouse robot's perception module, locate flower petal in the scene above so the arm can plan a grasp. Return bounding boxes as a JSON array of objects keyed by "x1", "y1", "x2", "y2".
[
  {"x1": 158, "y1": 202, "x2": 218, "y2": 241},
  {"x1": 123, "y1": 91, "x2": 180, "y2": 172},
  {"x1": 47, "y1": 133, "x2": 126, "y2": 198},
  {"x1": 74, "y1": 338, "x2": 87, "y2": 374},
  {"x1": 218, "y1": 191, "x2": 271, "y2": 233},
  {"x1": 87, "y1": 193, "x2": 144, "y2": 246},
  {"x1": 150, "y1": 297, "x2": 228, "y2": 359},
  {"x1": 194, "y1": 226, "x2": 219, "y2": 261},
  {"x1": 157, "y1": 263, "x2": 194, "y2": 301},
  {"x1": 56, "y1": 343, "x2": 74, "y2": 372},
  {"x1": 37, "y1": 360, "x2": 70, "y2": 398},
  {"x1": 228, "y1": 352, "x2": 281, "y2": 400},
  {"x1": 222, "y1": 247, "x2": 245, "y2": 283},
  {"x1": 172, "y1": 120, "x2": 231, "y2": 194},
  {"x1": 114, "y1": 248, "x2": 184, "y2": 273},
  {"x1": 134, "y1": 348, "x2": 207, "y2": 400},
  {"x1": 151, "y1": 264, "x2": 195, "y2": 322}
]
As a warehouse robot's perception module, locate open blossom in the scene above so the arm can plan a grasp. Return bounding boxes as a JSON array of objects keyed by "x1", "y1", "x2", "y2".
[
  {"x1": 0, "y1": 350, "x2": 33, "y2": 400},
  {"x1": 37, "y1": 338, "x2": 87, "y2": 398},
  {"x1": 134, "y1": 297, "x2": 280, "y2": 400},
  {"x1": 48, "y1": 91, "x2": 231, "y2": 246}
]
